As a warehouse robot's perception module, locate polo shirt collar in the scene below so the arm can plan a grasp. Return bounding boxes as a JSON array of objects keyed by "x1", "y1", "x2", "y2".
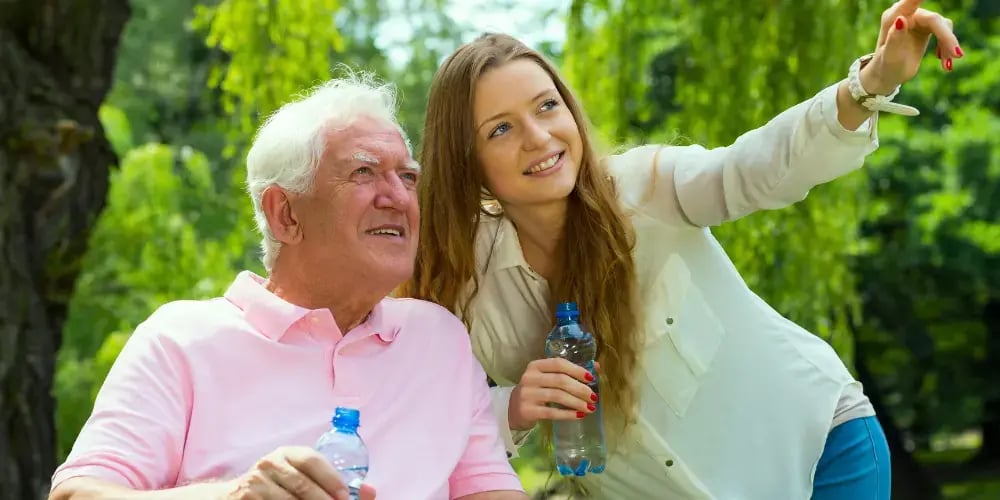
[{"x1": 223, "y1": 271, "x2": 399, "y2": 343}]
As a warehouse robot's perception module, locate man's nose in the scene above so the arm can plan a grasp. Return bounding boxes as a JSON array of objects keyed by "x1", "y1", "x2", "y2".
[{"x1": 374, "y1": 173, "x2": 411, "y2": 209}]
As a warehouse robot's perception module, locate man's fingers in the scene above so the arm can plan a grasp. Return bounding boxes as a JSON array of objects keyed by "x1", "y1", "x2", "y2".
[
  {"x1": 359, "y1": 484, "x2": 377, "y2": 500},
  {"x1": 262, "y1": 458, "x2": 332, "y2": 500},
  {"x1": 283, "y1": 447, "x2": 351, "y2": 499},
  {"x1": 254, "y1": 458, "x2": 310, "y2": 500}
]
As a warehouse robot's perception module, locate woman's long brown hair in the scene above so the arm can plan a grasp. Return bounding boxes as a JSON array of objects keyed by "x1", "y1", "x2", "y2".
[{"x1": 398, "y1": 33, "x2": 642, "y2": 437}]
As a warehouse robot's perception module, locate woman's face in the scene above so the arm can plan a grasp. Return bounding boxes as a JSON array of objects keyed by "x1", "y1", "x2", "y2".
[{"x1": 472, "y1": 59, "x2": 584, "y2": 210}]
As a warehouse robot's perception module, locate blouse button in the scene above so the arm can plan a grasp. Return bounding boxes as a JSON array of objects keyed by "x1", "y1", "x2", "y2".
[
  {"x1": 666, "y1": 317, "x2": 674, "y2": 325},
  {"x1": 664, "y1": 459, "x2": 674, "y2": 467}
]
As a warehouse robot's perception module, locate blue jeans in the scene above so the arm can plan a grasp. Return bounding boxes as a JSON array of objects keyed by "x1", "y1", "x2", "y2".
[{"x1": 812, "y1": 416, "x2": 891, "y2": 499}]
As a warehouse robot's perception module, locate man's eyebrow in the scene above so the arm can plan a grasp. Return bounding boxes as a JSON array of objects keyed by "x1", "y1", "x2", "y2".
[
  {"x1": 352, "y1": 151, "x2": 379, "y2": 164},
  {"x1": 350, "y1": 150, "x2": 418, "y2": 171}
]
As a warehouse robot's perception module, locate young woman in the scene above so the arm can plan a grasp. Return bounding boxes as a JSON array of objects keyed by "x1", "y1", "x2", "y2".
[{"x1": 401, "y1": 1, "x2": 961, "y2": 498}]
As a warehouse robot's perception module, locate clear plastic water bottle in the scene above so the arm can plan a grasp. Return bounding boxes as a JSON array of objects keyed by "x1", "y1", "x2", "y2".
[
  {"x1": 545, "y1": 301, "x2": 606, "y2": 476},
  {"x1": 315, "y1": 407, "x2": 368, "y2": 499}
]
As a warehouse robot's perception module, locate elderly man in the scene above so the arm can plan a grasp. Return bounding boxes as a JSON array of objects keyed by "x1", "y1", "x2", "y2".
[{"x1": 49, "y1": 74, "x2": 528, "y2": 500}]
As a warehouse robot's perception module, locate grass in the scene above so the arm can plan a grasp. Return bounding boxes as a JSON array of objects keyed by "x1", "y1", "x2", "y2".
[{"x1": 943, "y1": 479, "x2": 1000, "y2": 500}]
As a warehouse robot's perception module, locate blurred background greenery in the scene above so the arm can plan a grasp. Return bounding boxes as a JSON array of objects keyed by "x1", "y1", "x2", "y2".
[{"x1": 4, "y1": 0, "x2": 999, "y2": 498}]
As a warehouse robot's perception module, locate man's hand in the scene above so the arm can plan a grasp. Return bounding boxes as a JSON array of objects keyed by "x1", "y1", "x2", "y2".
[
  {"x1": 223, "y1": 446, "x2": 376, "y2": 500},
  {"x1": 457, "y1": 492, "x2": 530, "y2": 500},
  {"x1": 48, "y1": 447, "x2": 377, "y2": 500}
]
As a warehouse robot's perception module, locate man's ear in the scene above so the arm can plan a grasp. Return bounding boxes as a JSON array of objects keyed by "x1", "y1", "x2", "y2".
[{"x1": 261, "y1": 186, "x2": 303, "y2": 245}]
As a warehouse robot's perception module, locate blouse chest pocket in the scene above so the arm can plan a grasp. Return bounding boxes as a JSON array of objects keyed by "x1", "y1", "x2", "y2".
[{"x1": 642, "y1": 253, "x2": 727, "y2": 417}]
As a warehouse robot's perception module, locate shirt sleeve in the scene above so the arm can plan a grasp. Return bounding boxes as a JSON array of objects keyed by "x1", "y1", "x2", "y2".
[
  {"x1": 605, "y1": 81, "x2": 878, "y2": 228},
  {"x1": 50, "y1": 315, "x2": 192, "y2": 491},
  {"x1": 489, "y1": 385, "x2": 535, "y2": 459},
  {"x1": 448, "y1": 363, "x2": 525, "y2": 498}
]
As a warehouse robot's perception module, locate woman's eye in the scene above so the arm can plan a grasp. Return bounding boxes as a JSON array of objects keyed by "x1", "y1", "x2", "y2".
[{"x1": 489, "y1": 122, "x2": 511, "y2": 138}]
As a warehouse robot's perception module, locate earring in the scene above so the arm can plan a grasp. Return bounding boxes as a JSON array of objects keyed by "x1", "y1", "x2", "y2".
[{"x1": 480, "y1": 186, "x2": 503, "y2": 216}]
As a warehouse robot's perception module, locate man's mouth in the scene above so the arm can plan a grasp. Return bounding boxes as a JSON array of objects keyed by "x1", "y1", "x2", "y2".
[{"x1": 365, "y1": 225, "x2": 405, "y2": 237}]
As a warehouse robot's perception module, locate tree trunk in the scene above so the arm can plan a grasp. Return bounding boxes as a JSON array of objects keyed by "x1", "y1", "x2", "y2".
[
  {"x1": 0, "y1": 2, "x2": 129, "y2": 499},
  {"x1": 975, "y1": 298, "x2": 1000, "y2": 462}
]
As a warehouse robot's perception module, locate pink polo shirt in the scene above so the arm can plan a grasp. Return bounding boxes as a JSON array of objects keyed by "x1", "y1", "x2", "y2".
[{"x1": 52, "y1": 271, "x2": 523, "y2": 499}]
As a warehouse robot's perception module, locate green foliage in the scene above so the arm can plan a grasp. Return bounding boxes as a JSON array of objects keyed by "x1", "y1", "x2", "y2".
[
  {"x1": 855, "y1": 0, "x2": 1000, "y2": 439},
  {"x1": 98, "y1": 105, "x2": 134, "y2": 156},
  {"x1": 107, "y1": 0, "x2": 227, "y2": 154},
  {"x1": 193, "y1": 0, "x2": 346, "y2": 150}
]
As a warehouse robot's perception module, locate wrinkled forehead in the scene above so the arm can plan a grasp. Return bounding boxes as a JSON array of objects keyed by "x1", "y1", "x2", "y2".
[{"x1": 324, "y1": 117, "x2": 416, "y2": 169}]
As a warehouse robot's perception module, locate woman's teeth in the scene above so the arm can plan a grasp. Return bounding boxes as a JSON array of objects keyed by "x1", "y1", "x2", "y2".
[{"x1": 527, "y1": 153, "x2": 560, "y2": 174}]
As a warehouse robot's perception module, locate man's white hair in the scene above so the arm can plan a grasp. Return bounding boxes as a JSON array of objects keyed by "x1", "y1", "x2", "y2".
[{"x1": 245, "y1": 70, "x2": 406, "y2": 272}]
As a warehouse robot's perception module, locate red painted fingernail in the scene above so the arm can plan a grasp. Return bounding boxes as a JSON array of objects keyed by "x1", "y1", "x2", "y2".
[
  {"x1": 587, "y1": 404, "x2": 596, "y2": 412},
  {"x1": 945, "y1": 58, "x2": 953, "y2": 71},
  {"x1": 584, "y1": 372, "x2": 594, "y2": 382},
  {"x1": 895, "y1": 17, "x2": 904, "y2": 30},
  {"x1": 576, "y1": 411, "x2": 585, "y2": 419},
  {"x1": 590, "y1": 393, "x2": 598, "y2": 402},
  {"x1": 955, "y1": 45, "x2": 964, "y2": 57}
]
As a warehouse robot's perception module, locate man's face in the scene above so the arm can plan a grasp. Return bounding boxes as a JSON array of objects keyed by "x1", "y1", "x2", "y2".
[{"x1": 291, "y1": 117, "x2": 419, "y2": 290}]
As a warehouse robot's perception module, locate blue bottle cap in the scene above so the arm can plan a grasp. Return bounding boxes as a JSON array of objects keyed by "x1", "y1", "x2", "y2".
[
  {"x1": 556, "y1": 302, "x2": 579, "y2": 319},
  {"x1": 332, "y1": 407, "x2": 360, "y2": 431}
]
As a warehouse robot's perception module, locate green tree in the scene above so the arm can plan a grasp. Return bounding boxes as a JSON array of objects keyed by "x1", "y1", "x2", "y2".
[
  {"x1": 853, "y1": 1, "x2": 1000, "y2": 495},
  {"x1": 106, "y1": 0, "x2": 226, "y2": 154}
]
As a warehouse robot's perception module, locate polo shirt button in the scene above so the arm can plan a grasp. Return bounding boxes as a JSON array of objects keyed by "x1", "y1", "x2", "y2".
[
  {"x1": 506, "y1": 451, "x2": 513, "y2": 458},
  {"x1": 666, "y1": 317, "x2": 674, "y2": 325},
  {"x1": 664, "y1": 459, "x2": 674, "y2": 467}
]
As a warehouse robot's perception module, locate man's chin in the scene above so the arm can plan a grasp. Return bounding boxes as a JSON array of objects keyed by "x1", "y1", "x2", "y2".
[{"x1": 365, "y1": 256, "x2": 414, "y2": 287}]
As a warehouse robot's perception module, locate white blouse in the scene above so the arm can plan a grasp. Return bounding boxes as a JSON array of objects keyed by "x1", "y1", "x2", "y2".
[{"x1": 465, "y1": 81, "x2": 879, "y2": 499}]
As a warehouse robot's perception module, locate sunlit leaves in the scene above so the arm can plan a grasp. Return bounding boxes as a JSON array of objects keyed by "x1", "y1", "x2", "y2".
[{"x1": 193, "y1": 0, "x2": 345, "y2": 152}]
